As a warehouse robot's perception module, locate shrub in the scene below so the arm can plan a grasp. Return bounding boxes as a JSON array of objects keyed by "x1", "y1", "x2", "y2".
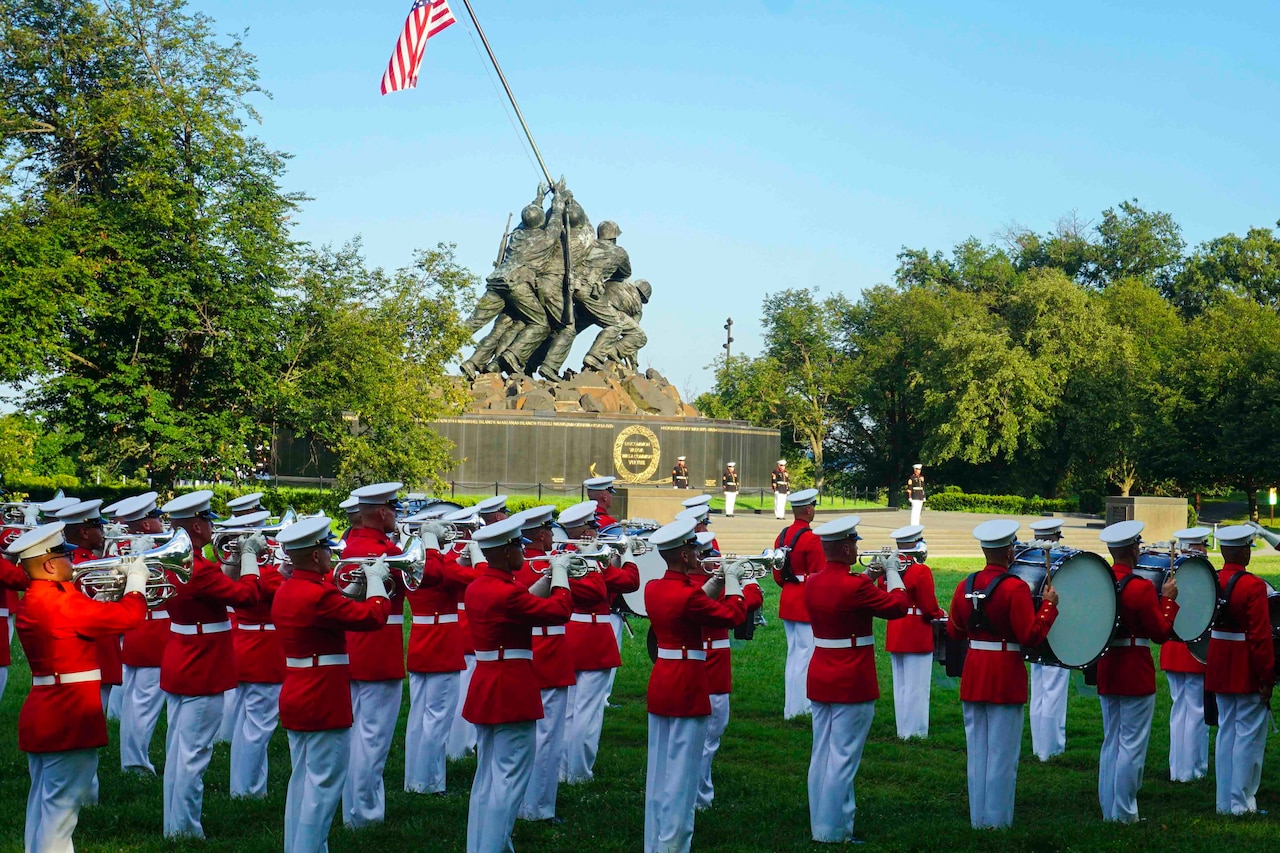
[{"x1": 926, "y1": 490, "x2": 1078, "y2": 515}]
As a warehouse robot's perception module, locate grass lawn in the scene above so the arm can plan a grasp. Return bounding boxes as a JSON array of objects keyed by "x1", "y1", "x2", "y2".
[{"x1": 1, "y1": 557, "x2": 1278, "y2": 850}]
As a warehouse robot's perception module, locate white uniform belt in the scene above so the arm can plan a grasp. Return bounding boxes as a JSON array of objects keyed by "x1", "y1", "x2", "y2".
[
  {"x1": 386, "y1": 614, "x2": 404, "y2": 625},
  {"x1": 969, "y1": 640, "x2": 1022, "y2": 652},
  {"x1": 474, "y1": 648, "x2": 533, "y2": 662},
  {"x1": 32, "y1": 668, "x2": 101, "y2": 687},
  {"x1": 813, "y1": 635, "x2": 874, "y2": 649},
  {"x1": 1211, "y1": 630, "x2": 1246, "y2": 642},
  {"x1": 1109, "y1": 637, "x2": 1151, "y2": 648},
  {"x1": 705, "y1": 638, "x2": 732, "y2": 650},
  {"x1": 656, "y1": 647, "x2": 707, "y2": 661},
  {"x1": 456, "y1": 602, "x2": 466, "y2": 611},
  {"x1": 147, "y1": 609, "x2": 169, "y2": 621},
  {"x1": 237, "y1": 622, "x2": 275, "y2": 631},
  {"x1": 532, "y1": 625, "x2": 566, "y2": 636},
  {"x1": 0, "y1": 608, "x2": 8, "y2": 617},
  {"x1": 286, "y1": 654, "x2": 349, "y2": 668},
  {"x1": 905, "y1": 607, "x2": 922, "y2": 616},
  {"x1": 170, "y1": 620, "x2": 232, "y2": 635},
  {"x1": 412, "y1": 614, "x2": 459, "y2": 625},
  {"x1": 570, "y1": 612, "x2": 606, "y2": 623}
]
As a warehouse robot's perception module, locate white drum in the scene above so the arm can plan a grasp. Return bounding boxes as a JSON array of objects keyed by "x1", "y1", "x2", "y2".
[
  {"x1": 1134, "y1": 550, "x2": 1218, "y2": 642},
  {"x1": 1009, "y1": 546, "x2": 1118, "y2": 669}
]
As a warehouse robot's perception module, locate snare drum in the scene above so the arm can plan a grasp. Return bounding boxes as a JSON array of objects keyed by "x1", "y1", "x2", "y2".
[
  {"x1": 1009, "y1": 546, "x2": 1118, "y2": 669},
  {"x1": 1134, "y1": 550, "x2": 1219, "y2": 642},
  {"x1": 932, "y1": 618, "x2": 965, "y2": 678}
]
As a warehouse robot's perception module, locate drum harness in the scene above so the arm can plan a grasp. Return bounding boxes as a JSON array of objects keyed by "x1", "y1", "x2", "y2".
[{"x1": 776, "y1": 526, "x2": 812, "y2": 584}]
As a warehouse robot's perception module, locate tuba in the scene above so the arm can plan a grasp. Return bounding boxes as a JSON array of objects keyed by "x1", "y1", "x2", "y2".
[
  {"x1": 333, "y1": 536, "x2": 427, "y2": 599},
  {"x1": 72, "y1": 528, "x2": 194, "y2": 606},
  {"x1": 701, "y1": 549, "x2": 787, "y2": 580}
]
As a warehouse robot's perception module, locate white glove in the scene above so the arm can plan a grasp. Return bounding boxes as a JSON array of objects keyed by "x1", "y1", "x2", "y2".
[
  {"x1": 240, "y1": 532, "x2": 267, "y2": 556},
  {"x1": 363, "y1": 555, "x2": 391, "y2": 600},
  {"x1": 123, "y1": 556, "x2": 149, "y2": 597},
  {"x1": 1249, "y1": 522, "x2": 1280, "y2": 548},
  {"x1": 884, "y1": 566, "x2": 905, "y2": 592},
  {"x1": 548, "y1": 553, "x2": 572, "y2": 590},
  {"x1": 239, "y1": 548, "x2": 261, "y2": 578},
  {"x1": 420, "y1": 532, "x2": 442, "y2": 553},
  {"x1": 131, "y1": 535, "x2": 155, "y2": 554},
  {"x1": 722, "y1": 568, "x2": 744, "y2": 598},
  {"x1": 23, "y1": 505, "x2": 40, "y2": 526},
  {"x1": 422, "y1": 521, "x2": 449, "y2": 542},
  {"x1": 702, "y1": 575, "x2": 725, "y2": 599},
  {"x1": 462, "y1": 540, "x2": 485, "y2": 567}
]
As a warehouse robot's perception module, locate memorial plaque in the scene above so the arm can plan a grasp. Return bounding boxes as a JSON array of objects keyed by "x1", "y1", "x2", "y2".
[{"x1": 614, "y1": 425, "x2": 661, "y2": 483}]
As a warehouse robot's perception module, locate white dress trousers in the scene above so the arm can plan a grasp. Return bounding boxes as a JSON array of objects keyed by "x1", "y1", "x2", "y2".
[
  {"x1": 565, "y1": 668, "x2": 613, "y2": 783},
  {"x1": 1215, "y1": 692, "x2": 1269, "y2": 815},
  {"x1": 163, "y1": 692, "x2": 224, "y2": 838},
  {"x1": 909, "y1": 499, "x2": 923, "y2": 526},
  {"x1": 230, "y1": 681, "x2": 282, "y2": 798},
  {"x1": 107, "y1": 678, "x2": 123, "y2": 720},
  {"x1": 215, "y1": 685, "x2": 241, "y2": 745},
  {"x1": 782, "y1": 620, "x2": 814, "y2": 719},
  {"x1": 1097, "y1": 693, "x2": 1156, "y2": 823},
  {"x1": 26, "y1": 748, "x2": 98, "y2": 853},
  {"x1": 644, "y1": 713, "x2": 709, "y2": 853},
  {"x1": 120, "y1": 664, "x2": 165, "y2": 774},
  {"x1": 773, "y1": 491, "x2": 787, "y2": 519},
  {"x1": 0, "y1": 665, "x2": 7, "y2": 704},
  {"x1": 808, "y1": 701, "x2": 874, "y2": 843},
  {"x1": 520, "y1": 686, "x2": 569, "y2": 821},
  {"x1": 1029, "y1": 664, "x2": 1069, "y2": 761},
  {"x1": 696, "y1": 693, "x2": 731, "y2": 810},
  {"x1": 285, "y1": 727, "x2": 350, "y2": 853},
  {"x1": 405, "y1": 671, "x2": 460, "y2": 793},
  {"x1": 467, "y1": 720, "x2": 537, "y2": 853},
  {"x1": 1166, "y1": 672, "x2": 1208, "y2": 781},
  {"x1": 723, "y1": 491, "x2": 737, "y2": 516},
  {"x1": 890, "y1": 652, "x2": 932, "y2": 739},
  {"x1": 343, "y1": 679, "x2": 403, "y2": 828},
  {"x1": 448, "y1": 654, "x2": 478, "y2": 760},
  {"x1": 962, "y1": 701, "x2": 1023, "y2": 829}
]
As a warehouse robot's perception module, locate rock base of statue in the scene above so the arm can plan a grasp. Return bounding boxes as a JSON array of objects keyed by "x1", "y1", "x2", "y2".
[{"x1": 465, "y1": 366, "x2": 699, "y2": 418}]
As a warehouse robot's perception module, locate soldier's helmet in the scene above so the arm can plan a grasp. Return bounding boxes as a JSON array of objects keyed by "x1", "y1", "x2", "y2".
[
  {"x1": 521, "y1": 204, "x2": 544, "y2": 228},
  {"x1": 567, "y1": 200, "x2": 590, "y2": 228},
  {"x1": 634, "y1": 279, "x2": 652, "y2": 303},
  {"x1": 597, "y1": 220, "x2": 621, "y2": 240}
]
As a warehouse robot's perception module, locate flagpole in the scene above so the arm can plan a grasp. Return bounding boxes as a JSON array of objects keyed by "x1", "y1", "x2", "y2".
[{"x1": 457, "y1": 0, "x2": 554, "y2": 189}]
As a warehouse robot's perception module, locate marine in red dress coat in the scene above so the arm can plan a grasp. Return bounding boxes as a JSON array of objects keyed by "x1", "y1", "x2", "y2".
[
  {"x1": 879, "y1": 560, "x2": 946, "y2": 654},
  {"x1": 773, "y1": 513, "x2": 824, "y2": 623},
  {"x1": 0, "y1": 550, "x2": 30, "y2": 688},
  {"x1": 341, "y1": 526, "x2": 406, "y2": 682},
  {"x1": 161, "y1": 549, "x2": 262, "y2": 696}
]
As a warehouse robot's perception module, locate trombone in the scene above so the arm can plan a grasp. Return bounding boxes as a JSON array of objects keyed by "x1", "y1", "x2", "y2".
[
  {"x1": 700, "y1": 549, "x2": 787, "y2": 580},
  {"x1": 72, "y1": 528, "x2": 195, "y2": 607},
  {"x1": 332, "y1": 536, "x2": 427, "y2": 599}
]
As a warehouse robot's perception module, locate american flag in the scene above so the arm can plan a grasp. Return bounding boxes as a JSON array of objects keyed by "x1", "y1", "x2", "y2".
[{"x1": 380, "y1": 0, "x2": 457, "y2": 95}]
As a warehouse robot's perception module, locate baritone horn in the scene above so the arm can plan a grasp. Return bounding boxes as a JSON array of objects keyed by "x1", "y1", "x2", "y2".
[
  {"x1": 332, "y1": 536, "x2": 427, "y2": 599},
  {"x1": 72, "y1": 527, "x2": 195, "y2": 606},
  {"x1": 701, "y1": 549, "x2": 787, "y2": 580}
]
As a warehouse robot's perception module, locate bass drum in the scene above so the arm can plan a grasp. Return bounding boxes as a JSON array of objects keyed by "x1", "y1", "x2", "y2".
[
  {"x1": 1133, "y1": 550, "x2": 1219, "y2": 642},
  {"x1": 1190, "y1": 578, "x2": 1280, "y2": 667},
  {"x1": 612, "y1": 526, "x2": 664, "y2": 617},
  {"x1": 1009, "y1": 546, "x2": 1118, "y2": 669}
]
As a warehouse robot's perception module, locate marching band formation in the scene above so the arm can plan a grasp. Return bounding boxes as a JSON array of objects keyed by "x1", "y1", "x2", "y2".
[{"x1": 1, "y1": 480, "x2": 1276, "y2": 851}]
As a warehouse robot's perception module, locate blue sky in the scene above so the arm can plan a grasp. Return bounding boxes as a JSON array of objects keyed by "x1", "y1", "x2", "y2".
[{"x1": 200, "y1": 0, "x2": 1280, "y2": 397}]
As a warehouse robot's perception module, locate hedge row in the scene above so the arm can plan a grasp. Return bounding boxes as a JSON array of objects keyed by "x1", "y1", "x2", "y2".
[{"x1": 925, "y1": 490, "x2": 1079, "y2": 515}]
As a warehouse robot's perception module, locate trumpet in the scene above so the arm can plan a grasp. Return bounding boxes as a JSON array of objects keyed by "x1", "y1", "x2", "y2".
[
  {"x1": 212, "y1": 513, "x2": 297, "y2": 565},
  {"x1": 701, "y1": 549, "x2": 787, "y2": 580},
  {"x1": 333, "y1": 536, "x2": 427, "y2": 599},
  {"x1": 72, "y1": 528, "x2": 195, "y2": 606},
  {"x1": 857, "y1": 544, "x2": 927, "y2": 570},
  {"x1": 525, "y1": 550, "x2": 609, "y2": 578}
]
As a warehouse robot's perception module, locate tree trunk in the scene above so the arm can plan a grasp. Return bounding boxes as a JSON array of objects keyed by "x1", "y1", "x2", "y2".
[{"x1": 1245, "y1": 478, "x2": 1259, "y2": 522}]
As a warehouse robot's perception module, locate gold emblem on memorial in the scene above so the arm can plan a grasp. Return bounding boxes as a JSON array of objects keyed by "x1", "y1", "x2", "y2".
[{"x1": 613, "y1": 425, "x2": 661, "y2": 483}]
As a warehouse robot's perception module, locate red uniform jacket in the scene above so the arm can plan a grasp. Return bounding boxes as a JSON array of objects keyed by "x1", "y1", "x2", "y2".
[
  {"x1": 1207, "y1": 564, "x2": 1275, "y2": 695},
  {"x1": 70, "y1": 546, "x2": 124, "y2": 686},
  {"x1": 773, "y1": 521, "x2": 824, "y2": 622},
  {"x1": 948, "y1": 565, "x2": 1058, "y2": 705},
  {"x1": 406, "y1": 549, "x2": 477, "y2": 674},
  {"x1": 877, "y1": 562, "x2": 946, "y2": 654},
  {"x1": 566, "y1": 556, "x2": 639, "y2": 672},
  {"x1": 1160, "y1": 640, "x2": 1205, "y2": 675},
  {"x1": 161, "y1": 554, "x2": 261, "y2": 696},
  {"x1": 17, "y1": 581, "x2": 145, "y2": 752},
  {"x1": 646, "y1": 569, "x2": 746, "y2": 717},
  {"x1": 1098, "y1": 564, "x2": 1178, "y2": 697},
  {"x1": 595, "y1": 510, "x2": 620, "y2": 530},
  {"x1": 273, "y1": 567, "x2": 392, "y2": 731},
  {"x1": 806, "y1": 563, "x2": 908, "y2": 704},
  {"x1": 704, "y1": 580, "x2": 764, "y2": 695},
  {"x1": 1, "y1": 555, "x2": 29, "y2": 669},
  {"x1": 342, "y1": 527, "x2": 407, "y2": 682},
  {"x1": 234, "y1": 562, "x2": 286, "y2": 683},
  {"x1": 462, "y1": 567, "x2": 572, "y2": 725},
  {"x1": 513, "y1": 551, "x2": 578, "y2": 690}
]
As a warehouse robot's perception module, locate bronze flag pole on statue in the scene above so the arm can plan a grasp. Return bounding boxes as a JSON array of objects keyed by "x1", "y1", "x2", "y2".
[{"x1": 458, "y1": 0, "x2": 572, "y2": 325}]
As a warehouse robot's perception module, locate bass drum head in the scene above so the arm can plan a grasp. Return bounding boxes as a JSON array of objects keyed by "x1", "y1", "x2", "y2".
[
  {"x1": 1044, "y1": 551, "x2": 1117, "y2": 668},
  {"x1": 1170, "y1": 555, "x2": 1218, "y2": 642},
  {"x1": 620, "y1": 531, "x2": 664, "y2": 617}
]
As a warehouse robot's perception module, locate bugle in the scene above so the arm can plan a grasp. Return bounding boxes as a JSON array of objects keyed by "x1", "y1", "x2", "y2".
[
  {"x1": 857, "y1": 544, "x2": 927, "y2": 570},
  {"x1": 559, "y1": 534, "x2": 651, "y2": 556},
  {"x1": 333, "y1": 536, "x2": 427, "y2": 599},
  {"x1": 700, "y1": 549, "x2": 787, "y2": 580},
  {"x1": 72, "y1": 528, "x2": 195, "y2": 606},
  {"x1": 524, "y1": 549, "x2": 608, "y2": 578}
]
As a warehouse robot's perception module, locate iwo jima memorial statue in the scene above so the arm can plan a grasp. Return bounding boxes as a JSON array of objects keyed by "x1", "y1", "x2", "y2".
[{"x1": 433, "y1": 179, "x2": 780, "y2": 497}]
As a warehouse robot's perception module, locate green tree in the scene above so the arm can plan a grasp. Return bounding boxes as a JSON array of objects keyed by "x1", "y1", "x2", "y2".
[
  {"x1": 1084, "y1": 199, "x2": 1185, "y2": 289},
  {"x1": 1169, "y1": 223, "x2": 1280, "y2": 315}
]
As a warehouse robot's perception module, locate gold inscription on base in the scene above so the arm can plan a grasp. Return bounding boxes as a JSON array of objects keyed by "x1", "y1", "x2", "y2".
[{"x1": 613, "y1": 425, "x2": 661, "y2": 484}]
